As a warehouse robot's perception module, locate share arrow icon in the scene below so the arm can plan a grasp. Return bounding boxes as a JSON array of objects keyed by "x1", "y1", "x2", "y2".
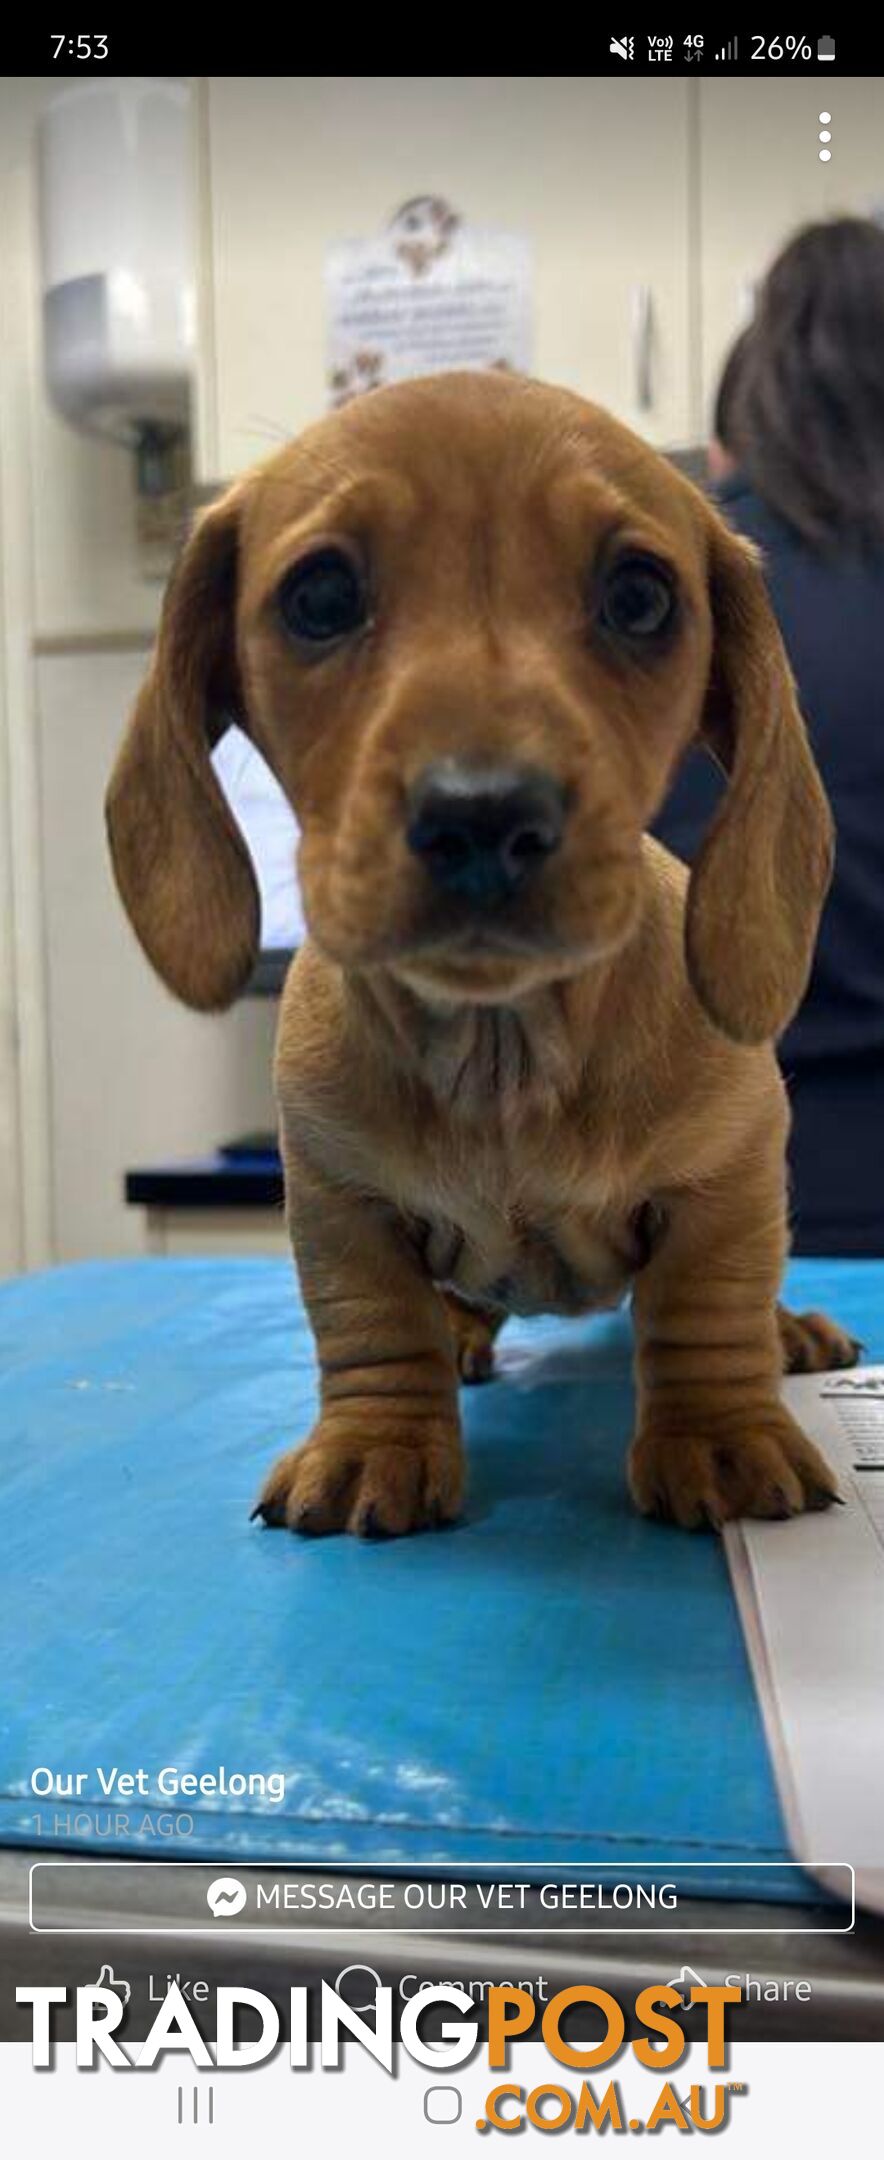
[{"x1": 668, "y1": 1965, "x2": 707, "y2": 2006}]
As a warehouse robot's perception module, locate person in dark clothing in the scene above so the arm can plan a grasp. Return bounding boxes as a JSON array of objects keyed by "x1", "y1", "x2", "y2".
[{"x1": 657, "y1": 219, "x2": 884, "y2": 1255}]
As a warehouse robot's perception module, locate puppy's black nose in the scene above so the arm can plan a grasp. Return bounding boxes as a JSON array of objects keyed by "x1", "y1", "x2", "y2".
[{"x1": 406, "y1": 761, "x2": 566, "y2": 903}]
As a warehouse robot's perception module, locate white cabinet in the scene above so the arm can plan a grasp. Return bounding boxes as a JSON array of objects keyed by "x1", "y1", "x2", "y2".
[
  {"x1": 698, "y1": 78, "x2": 883, "y2": 430},
  {"x1": 197, "y1": 75, "x2": 694, "y2": 479},
  {"x1": 195, "y1": 75, "x2": 884, "y2": 482}
]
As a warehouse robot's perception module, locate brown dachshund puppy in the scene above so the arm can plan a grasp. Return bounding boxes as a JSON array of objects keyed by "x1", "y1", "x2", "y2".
[{"x1": 106, "y1": 372, "x2": 859, "y2": 1537}]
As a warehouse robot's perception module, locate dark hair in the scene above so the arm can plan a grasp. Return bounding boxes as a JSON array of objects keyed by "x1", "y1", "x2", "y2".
[
  {"x1": 721, "y1": 217, "x2": 884, "y2": 551},
  {"x1": 712, "y1": 326, "x2": 753, "y2": 452}
]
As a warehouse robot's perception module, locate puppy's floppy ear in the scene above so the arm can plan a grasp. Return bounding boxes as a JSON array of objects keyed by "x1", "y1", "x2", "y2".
[
  {"x1": 684, "y1": 512, "x2": 834, "y2": 1045},
  {"x1": 105, "y1": 484, "x2": 260, "y2": 1011}
]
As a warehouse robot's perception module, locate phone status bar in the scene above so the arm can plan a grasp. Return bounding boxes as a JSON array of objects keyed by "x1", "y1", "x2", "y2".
[
  {"x1": 602, "y1": 33, "x2": 853, "y2": 73},
  {"x1": 1, "y1": 29, "x2": 878, "y2": 76}
]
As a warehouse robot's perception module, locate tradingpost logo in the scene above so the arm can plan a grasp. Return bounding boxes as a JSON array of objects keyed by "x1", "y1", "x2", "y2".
[{"x1": 18, "y1": 1976, "x2": 747, "y2": 2131}]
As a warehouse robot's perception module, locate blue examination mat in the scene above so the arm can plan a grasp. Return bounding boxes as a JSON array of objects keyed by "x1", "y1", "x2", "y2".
[{"x1": 1, "y1": 1255, "x2": 880, "y2": 1904}]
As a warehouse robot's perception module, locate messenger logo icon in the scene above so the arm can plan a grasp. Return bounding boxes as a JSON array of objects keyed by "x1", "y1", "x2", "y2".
[{"x1": 206, "y1": 1876, "x2": 248, "y2": 1919}]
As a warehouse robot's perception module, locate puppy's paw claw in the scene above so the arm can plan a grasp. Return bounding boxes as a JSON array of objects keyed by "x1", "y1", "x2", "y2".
[
  {"x1": 442, "y1": 1295, "x2": 502, "y2": 1386},
  {"x1": 253, "y1": 1428, "x2": 464, "y2": 1540},
  {"x1": 778, "y1": 1304, "x2": 862, "y2": 1375},
  {"x1": 629, "y1": 1407, "x2": 839, "y2": 1532},
  {"x1": 457, "y1": 1339, "x2": 497, "y2": 1385}
]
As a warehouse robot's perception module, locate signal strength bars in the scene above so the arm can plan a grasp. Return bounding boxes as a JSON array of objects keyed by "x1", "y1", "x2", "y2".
[{"x1": 714, "y1": 36, "x2": 739, "y2": 60}]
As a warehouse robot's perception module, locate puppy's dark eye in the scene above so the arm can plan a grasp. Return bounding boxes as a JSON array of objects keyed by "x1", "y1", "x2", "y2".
[
  {"x1": 277, "y1": 548, "x2": 367, "y2": 644},
  {"x1": 598, "y1": 556, "x2": 676, "y2": 641}
]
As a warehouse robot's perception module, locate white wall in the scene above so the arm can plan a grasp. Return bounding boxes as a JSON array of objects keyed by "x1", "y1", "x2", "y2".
[
  {"x1": 201, "y1": 75, "x2": 695, "y2": 477},
  {"x1": 0, "y1": 78, "x2": 277, "y2": 1272},
  {"x1": 0, "y1": 77, "x2": 55, "y2": 1274},
  {"x1": 36, "y1": 648, "x2": 276, "y2": 1260},
  {"x1": 0, "y1": 439, "x2": 23, "y2": 1277}
]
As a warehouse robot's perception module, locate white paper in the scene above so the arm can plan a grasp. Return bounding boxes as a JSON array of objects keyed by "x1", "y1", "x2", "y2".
[
  {"x1": 212, "y1": 727, "x2": 304, "y2": 952},
  {"x1": 725, "y1": 1368, "x2": 884, "y2": 1915},
  {"x1": 325, "y1": 197, "x2": 532, "y2": 407}
]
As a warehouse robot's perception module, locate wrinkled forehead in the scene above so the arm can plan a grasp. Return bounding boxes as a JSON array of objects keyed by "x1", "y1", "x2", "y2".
[{"x1": 238, "y1": 375, "x2": 708, "y2": 590}]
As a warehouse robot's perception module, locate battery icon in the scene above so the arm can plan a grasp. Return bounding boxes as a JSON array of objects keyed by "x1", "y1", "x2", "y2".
[{"x1": 818, "y1": 36, "x2": 835, "y2": 60}]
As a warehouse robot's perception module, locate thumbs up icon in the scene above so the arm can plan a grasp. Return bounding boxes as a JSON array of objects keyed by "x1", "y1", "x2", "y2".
[{"x1": 96, "y1": 1965, "x2": 131, "y2": 2006}]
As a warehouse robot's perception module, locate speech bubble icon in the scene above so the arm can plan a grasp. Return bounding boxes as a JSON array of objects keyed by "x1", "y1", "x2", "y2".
[
  {"x1": 335, "y1": 1964, "x2": 382, "y2": 2014},
  {"x1": 206, "y1": 1875, "x2": 248, "y2": 1919}
]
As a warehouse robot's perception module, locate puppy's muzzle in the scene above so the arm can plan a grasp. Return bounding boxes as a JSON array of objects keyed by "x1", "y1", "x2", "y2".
[{"x1": 406, "y1": 760, "x2": 566, "y2": 905}]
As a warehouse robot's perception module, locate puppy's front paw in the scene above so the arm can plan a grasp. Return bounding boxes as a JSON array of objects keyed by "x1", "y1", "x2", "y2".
[
  {"x1": 778, "y1": 1303, "x2": 862, "y2": 1375},
  {"x1": 252, "y1": 1422, "x2": 464, "y2": 1539},
  {"x1": 629, "y1": 1406, "x2": 840, "y2": 1531}
]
